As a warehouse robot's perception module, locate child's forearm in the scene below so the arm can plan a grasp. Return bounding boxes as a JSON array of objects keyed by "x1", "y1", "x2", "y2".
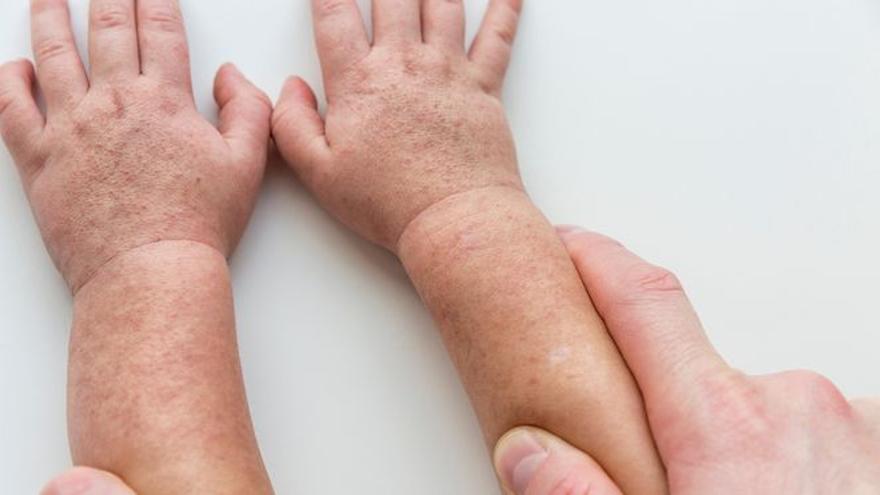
[
  {"x1": 273, "y1": 1, "x2": 668, "y2": 491},
  {"x1": 398, "y1": 186, "x2": 667, "y2": 495},
  {"x1": 69, "y1": 241, "x2": 273, "y2": 495}
]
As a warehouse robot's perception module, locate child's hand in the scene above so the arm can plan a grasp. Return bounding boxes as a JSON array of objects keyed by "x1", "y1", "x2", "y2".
[
  {"x1": 275, "y1": 4, "x2": 669, "y2": 493},
  {"x1": 0, "y1": 0, "x2": 272, "y2": 292},
  {"x1": 273, "y1": 0, "x2": 524, "y2": 249}
]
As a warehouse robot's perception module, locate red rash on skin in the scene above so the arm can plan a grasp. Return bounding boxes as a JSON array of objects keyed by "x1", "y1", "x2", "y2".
[
  {"x1": 0, "y1": 0, "x2": 276, "y2": 492},
  {"x1": 70, "y1": 242, "x2": 273, "y2": 494},
  {"x1": 272, "y1": 1, "x2": 668, "y2": 493}
]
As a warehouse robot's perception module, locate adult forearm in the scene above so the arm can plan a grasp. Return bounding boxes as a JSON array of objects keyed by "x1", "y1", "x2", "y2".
[
  {"x1": 68, "y1": 241, "x2": 272, "y2": 495},
  {"x1": 398, "y1": 186, "x2": 666, "y2": 494}
]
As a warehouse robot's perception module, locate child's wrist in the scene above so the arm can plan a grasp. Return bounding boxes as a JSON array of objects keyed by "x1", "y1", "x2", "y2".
[
  {"x1": 72, "y1": 240, "x2": 229, "y2": 299},
  {"x1": 396, "y1": 184, "x2": 539, "y2": 267}
]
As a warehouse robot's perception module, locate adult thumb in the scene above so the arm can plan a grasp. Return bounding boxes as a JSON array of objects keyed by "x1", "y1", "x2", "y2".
[
  {"x1": 41, "y1": 467, "x2": 137, "y2": 495},
  {"x1": 494, "y1": 427, "x2": 623, "y2": 495}
]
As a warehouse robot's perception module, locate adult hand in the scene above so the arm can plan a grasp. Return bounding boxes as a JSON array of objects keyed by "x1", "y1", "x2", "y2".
[
  {"x1": 494, "y1": 227, "x2": 880, "y2": 495},
  {"x1": 274, "y1": 4, "x2": 668, "y2": 492},
  {"x1": 0, "y1": 0, "x2": 272, "y2": 293}
]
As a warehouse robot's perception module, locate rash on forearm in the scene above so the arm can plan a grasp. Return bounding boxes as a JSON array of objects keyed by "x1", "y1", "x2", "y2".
[
  {"x1": 398, "y1": 187, "x2": 668, "y2": 495},
  {"x1": 69, "y1": 241, "x2": 272, "y2": 495}
]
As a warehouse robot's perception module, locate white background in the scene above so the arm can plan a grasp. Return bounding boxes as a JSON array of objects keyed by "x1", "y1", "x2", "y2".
[{"x1": 1, "y1": 0, "x2": 879, "y2": 493}]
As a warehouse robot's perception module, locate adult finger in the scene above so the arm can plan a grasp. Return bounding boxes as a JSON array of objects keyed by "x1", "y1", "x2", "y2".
[
  {"x1": 41, "y1": 467, "x2": 137, "y2": 495},
  {"x1": 494, "y1": 427, "x2": 623, "y2": 495},
  {"x1": 469, "y1": 0, "x2": 522, "y2": 95},
  {"x1": 137, "y1": 0, "x2": 192, "y2": 90},
  {"x1": 559, "y1": 228, "x2": 729, "y2": 420},
  {"x1": 311, "y1": 0, "x2": 370, "y2": 84},
  {"x1": 88, "y1": 0, "x2": 139, "y2": 81},
  {"x1": 30, "y1": 0, "x2": 89, "y2": 112}
]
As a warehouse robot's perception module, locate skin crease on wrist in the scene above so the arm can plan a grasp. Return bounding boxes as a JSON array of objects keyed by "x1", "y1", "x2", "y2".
[
  {"x1": 0, "y1": 0, "x2": 274, "y2": 492},
  {"x1": 272, "y1": 1, "x2": 667, "y2": 493},
  {"x1": 493, "y1": 229, "x2": 880, "y2": 495}
]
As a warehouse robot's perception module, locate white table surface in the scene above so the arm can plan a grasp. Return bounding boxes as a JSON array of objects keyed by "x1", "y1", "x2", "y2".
[{"x1": 2, "y1": 1, "x2": 879, "y2": 493}]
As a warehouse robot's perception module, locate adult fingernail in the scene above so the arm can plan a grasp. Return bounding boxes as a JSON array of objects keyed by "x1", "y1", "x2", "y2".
[
  {"x1": 41, "y1": 469, "x2": 128, "y2": 495},
  {"x1": 494, "y1": 428, "x2": 549, "y2": 494}
]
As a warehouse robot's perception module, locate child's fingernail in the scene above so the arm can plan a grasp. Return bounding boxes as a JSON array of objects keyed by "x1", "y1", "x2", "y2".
[
  {"x1": 42, "y1": 469, "x2": 130, "y2": 495},
  {"x1": 494, "y1": 429, "x2": 549, "y2": 494}
]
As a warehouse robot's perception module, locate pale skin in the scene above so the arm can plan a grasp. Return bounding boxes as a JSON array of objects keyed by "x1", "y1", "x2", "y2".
[
  {"x1": 494, "y1": 228, "x2": 880, "y2": 495},
  {"x1": 0, "y1": 0, "x2": 273, "y2": 493},
  {"x1": 272, "y1": 1, "x2": 667, "y2": 493}
]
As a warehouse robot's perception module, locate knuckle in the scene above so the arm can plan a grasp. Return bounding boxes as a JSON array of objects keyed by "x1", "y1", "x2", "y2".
[
  {"x1": 785, "y1": 370, "x2": 851, "y2": 414},
  {"x1": 422, "y1": 48, "x2": 454, "y2": 74},
  {"x1": 34, "y1": 38, "x2": 75, "y2": 63},
  {"x1": 492, "y1": 24, "x2": 517, "y2": 46},
  {"x1": 314, "y1": 0, "x2": 351, "y2": 18},
  {"x1": 476, "y1": 75, "x2": 501, "y2": 97},
  {"x1": 621, "y1": 263, "x2": 685, "y2": 300},
  {"x1": 140, "y1": 6, "x2": 183, "y2": 33},
  {"x1": 397, "y1": 45, "x2": 424, "y2": 71},
  {"x1": 91, "y1": 6, "x2": 133, "y2": 30},
  {"x1": 392, "y1": 46, "x2": 457, "y2": 83},
  {"x1": 697, "y1": 372, "x2": 774, "y2": 440},
  {"x1": 248, "y1": 89, "x2": 273, "y2": 113}
]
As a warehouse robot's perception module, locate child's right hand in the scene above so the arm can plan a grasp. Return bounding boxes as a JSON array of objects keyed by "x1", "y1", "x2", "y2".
[{"x1": 273, "y1": 0, "x2": 526, "y2": 250}]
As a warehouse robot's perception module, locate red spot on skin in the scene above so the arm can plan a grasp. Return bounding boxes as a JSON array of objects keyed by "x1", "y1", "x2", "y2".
[
  {"x1": 111, "y1": 90, "x2": 126, "y2": 119},
  {"x1": 160, "y1": 98, "x2": 179, "y2": 116}
]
